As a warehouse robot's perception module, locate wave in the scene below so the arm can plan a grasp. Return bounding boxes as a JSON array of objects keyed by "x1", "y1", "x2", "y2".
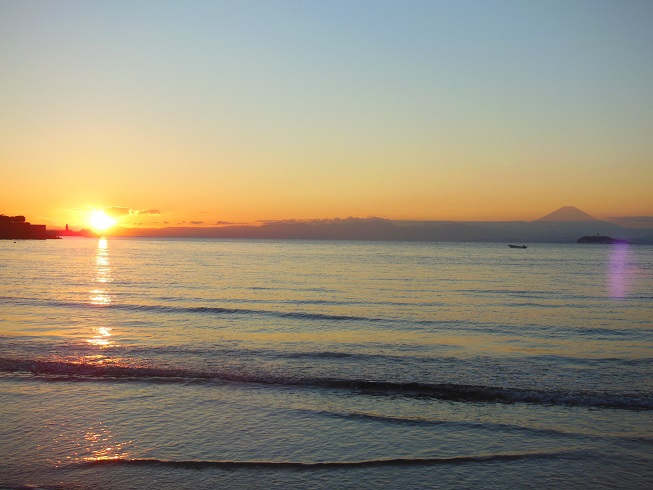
[
  {"x1": 1, "y1": 357, "x2": 651, "y2": 410},
  {"x1": 1, "y1": 296, "x2": 386, "y2": 324},
  {"x1": 76, "y1": 450, "x2": 578, "y2": 470},
  {"x1": 5, "y1": 295, "x2": 651, "y2": 341},
  {"x1": 1, "y1": 485, "x2": 72, "y2": 490},
  {"x1": 311, "y1": 409, "x2": 653, "y2": 444},
  {"x1": 280, "y1": 351, "x2": 358, "y2": 359}
]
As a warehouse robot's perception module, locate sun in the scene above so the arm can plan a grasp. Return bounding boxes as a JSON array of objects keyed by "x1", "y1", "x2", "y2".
[{"x1": 90, "y1": 210, "x2": 116, "y2": 232}]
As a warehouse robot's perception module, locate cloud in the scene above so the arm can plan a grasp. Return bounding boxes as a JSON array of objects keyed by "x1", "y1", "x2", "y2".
[
  {"x1": 103, "y1": 207, "x2": 161, "y2": 217},
  {"x1": 258, "y1": 219, "x2": 298, "y2": 224},
  {"x1": 175, "y1": 220, "x2": 205, "y2": 225},
  {"x1": 104, "y1": 206, "x2": 132, "y2": 217}
]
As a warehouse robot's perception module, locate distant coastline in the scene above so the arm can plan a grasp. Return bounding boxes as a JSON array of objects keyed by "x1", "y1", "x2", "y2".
[
  {"x1": 55, "y1": 224, "x2": 97, "y2": 238},
  {"x1": 105, "y1": 206, "x2": 653, "y2": 244},
  {"x1": 4, "y1": 207, "x2": 653, "y2": 244},
  {"x1": 0, "y1": 215, "x2": 58, "y2": 240},
  {"x1": 0, "y1": 214, "x2": 96, "y2": 240},
  {"x1": 105, "y1": 217, "x2": 653, "y2": 244}
]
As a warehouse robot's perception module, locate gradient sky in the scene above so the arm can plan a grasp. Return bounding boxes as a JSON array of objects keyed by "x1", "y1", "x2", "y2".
[{"x1": 1, "y1": 0, "x2": 652, "y2": 229}]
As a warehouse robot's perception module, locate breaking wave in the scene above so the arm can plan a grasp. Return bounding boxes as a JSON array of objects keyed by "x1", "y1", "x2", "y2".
[{"x1": 77, "y1": 450, "x2": 580, "y2": 469}]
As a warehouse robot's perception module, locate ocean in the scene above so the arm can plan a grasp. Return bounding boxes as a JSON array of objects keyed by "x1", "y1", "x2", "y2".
[{"x1": 1, "y1": 237, "x2": 651, "y2": 489}]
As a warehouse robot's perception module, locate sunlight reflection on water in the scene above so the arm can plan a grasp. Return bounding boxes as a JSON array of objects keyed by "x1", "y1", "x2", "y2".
[
  {"x1": 50, "y1": 424, "x2": 132, "y2": 466},
  {"x1": 85, "y1": 326, "x2": 113, "y2": 346},
  {"x1": 82, "y1": 426, "x2": 132, "y2": 462},
  {"x1": 94, "y1": 238, "x2": 111, "y2": 283},
  {"x1": 609, "y1": 244, "x2": 631, "y2": 299},
  {"x1": 91, "y1": 239, "x2": 111, "y2": 303},
  {"x1": 90, "y1": 238, "x2": 112, "y2": 305},
  {"x1": 86, "y1": 239, "x2": 118, "y2": 352},
  {"x1": 85, "y1": 327, "x2": 114, "y2": 348},
  {"x1": 89, "y1": 289, "x2": 111, "y2": 305}
]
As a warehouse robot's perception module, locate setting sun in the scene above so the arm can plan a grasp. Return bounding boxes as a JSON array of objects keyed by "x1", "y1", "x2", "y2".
[{"x1": 90, "y1": 210, "x2": 116, "y2": 232}]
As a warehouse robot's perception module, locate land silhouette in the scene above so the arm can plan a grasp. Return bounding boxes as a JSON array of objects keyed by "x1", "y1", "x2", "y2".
[
  {"x1": 0, "y1": 215, "x2": 58, "y2": 240},
  {"x1": 4, "y1": 207, "x2": 651, "y2": 243},
  {"x1": 107, "y1": 206, "x2": 653, "y2": 244},
  {"x1": 536, "y1": 206, "x2": 601, "y2": 222}
]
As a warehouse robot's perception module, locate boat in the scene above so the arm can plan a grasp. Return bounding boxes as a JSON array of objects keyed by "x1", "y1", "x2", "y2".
[{"x1": 508, "y1": 244, "x2": 527, "y2": 249}]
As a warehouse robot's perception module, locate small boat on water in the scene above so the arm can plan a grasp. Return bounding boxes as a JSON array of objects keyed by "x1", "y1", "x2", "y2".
[{"x1": 508, "y1": 244, "x2": 527, "y2": 249}]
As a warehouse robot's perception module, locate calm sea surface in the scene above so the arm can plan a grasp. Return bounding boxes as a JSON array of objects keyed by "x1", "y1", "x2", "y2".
[{"x1": 1, "y1": 238, "x2": 652, "y2": 489}]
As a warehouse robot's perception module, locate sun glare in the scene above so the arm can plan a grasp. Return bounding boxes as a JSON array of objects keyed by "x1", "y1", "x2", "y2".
[{"x1": 90, "y1": 210, "x2": 116, "y2": 232}]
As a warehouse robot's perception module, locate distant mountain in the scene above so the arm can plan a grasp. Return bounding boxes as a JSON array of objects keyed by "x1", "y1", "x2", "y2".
[{"x1": 535, "y1": 206, "x2": 599, "y2": 222}]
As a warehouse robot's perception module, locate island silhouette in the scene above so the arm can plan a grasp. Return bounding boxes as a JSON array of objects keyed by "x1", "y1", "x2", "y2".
[{"x1": 577, "y1": 235, "x2": 631, "y2": 245}]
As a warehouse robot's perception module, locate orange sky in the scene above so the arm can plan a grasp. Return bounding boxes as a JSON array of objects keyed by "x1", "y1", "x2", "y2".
[{"x1": 2, "y1": 2, "x2": 652, "y2": 230}]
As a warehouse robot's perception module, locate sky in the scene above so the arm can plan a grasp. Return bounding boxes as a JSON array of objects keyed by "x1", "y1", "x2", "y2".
[{"x1": 1, "y1": 0, "x2": 652, "y2": 229}]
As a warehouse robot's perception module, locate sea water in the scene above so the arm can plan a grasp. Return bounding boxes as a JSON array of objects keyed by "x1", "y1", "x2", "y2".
[{"x1": 0, "y1": 238, "x2": 651, "y2": 489}]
